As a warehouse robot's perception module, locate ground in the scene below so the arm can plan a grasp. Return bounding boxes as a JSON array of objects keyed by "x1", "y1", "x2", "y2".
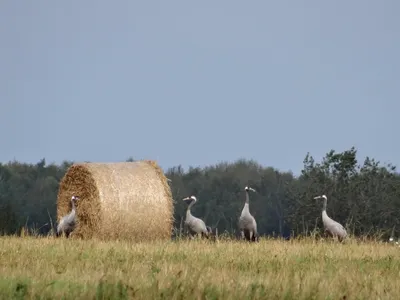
[{"x1": 0, "y1": 236, "x2": 399, "y2": 299}]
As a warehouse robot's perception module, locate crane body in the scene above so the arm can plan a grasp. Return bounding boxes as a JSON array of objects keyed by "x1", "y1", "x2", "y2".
[
  {"x1": 56, "y1": 196, "x2": 79, "y2": 238},
  {"x1": 239, "y1": 186, "x2": 259, "y2": 242},
  {"x1": 314, "y1": 195, "x2": 347, "y2": 242},
  {"x1": 182, "y1": 196, "x2": 211, "y2": 239}
]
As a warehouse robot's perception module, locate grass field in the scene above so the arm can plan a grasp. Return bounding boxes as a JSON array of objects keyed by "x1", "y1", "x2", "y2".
[{"x1": 0, "y1": 236, "x2": 399, "y2": 299}]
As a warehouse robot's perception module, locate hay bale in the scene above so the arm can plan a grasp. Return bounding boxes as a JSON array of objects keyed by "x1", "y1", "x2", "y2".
[{"x1": 56, "y1": 160, "x2": 173, "y2": 241}]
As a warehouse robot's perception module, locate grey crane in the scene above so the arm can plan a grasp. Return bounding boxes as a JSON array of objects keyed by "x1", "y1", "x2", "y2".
[
  {"x1": 182, "y1": 196, "x2": 212, "y2": 239},
  {"x1": 314, "y1": 195, "x2": 347, "y2": 242},
  {"x1": 56, "y1": 195, "x2": 79, "y2": 238},
  {"x1": 238, "y1": 186, "x2": 259, "y2": 242}
]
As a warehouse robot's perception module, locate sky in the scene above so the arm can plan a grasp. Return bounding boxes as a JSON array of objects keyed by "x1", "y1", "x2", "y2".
[{"x1": 1, "y1": 1, "x2": 399, "y2": 175}]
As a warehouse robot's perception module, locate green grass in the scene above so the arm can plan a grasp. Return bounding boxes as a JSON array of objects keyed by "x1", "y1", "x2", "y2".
[{"x1": 0, "y1": 236, "x2": 399, "y2": 299}]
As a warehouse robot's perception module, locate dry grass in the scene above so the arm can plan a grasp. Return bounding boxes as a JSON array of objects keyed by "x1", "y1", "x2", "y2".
[
  {"x1": 0, "y1": 236, "x2": 399, "y2": 299},
  {"x1": 57, "y1": 161, "x2": 173, "y2": 241}
]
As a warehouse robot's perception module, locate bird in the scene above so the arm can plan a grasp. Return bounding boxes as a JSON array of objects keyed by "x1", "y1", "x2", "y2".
[
  {"x1": 314, "y1": 195, "x2": 347, "y2": 242},
  {"x1": 238, "y1": 186, "x2": 259, "y2": 242},
  {"x1": 56, "y1": 195, "x2": 79, "y2": 238},
  {"x1": 182, "y1": 195, "x2": 212, "y2": 239}
]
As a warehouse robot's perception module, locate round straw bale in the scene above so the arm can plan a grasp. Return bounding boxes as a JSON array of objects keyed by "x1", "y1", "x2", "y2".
[{"x1": 56, "y1": 160, "x2": 173, "y2": 241}]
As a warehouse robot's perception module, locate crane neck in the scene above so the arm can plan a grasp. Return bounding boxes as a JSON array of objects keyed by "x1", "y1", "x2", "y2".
[
  {"x1": 322, "y1": 198, "x2": 327, "y2": 212},
  {"x1": 242, "y1": 203, "x2": 250, "y2": 215},
  {"x1": 71, "y1": 199, "x2": 76, "y2": 211},
  {"x1": 245, "y1": 191, "x2": 250, "y2": 204},
  {"x1": 241, "y1": 192, "x2": 250, "y2": 215},
  {"x1": 187, "y1": 199, "x2": 196, "y2": 211}
]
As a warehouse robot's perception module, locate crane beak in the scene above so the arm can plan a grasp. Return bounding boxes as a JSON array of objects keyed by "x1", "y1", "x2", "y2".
[
  {"x1": 182, "y1": 197, "x2": 191, "y2": 201},
  {"x1": 313, "y1": 196, "x2": 321, "y2": 200}
]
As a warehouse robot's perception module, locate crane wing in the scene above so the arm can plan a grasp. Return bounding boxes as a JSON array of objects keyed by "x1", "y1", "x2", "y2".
[
  {"x1": 239, "y1": 215, "x2": 256, "y2": 230},
  {"x1": 186, "y1": 216, "x2": 208, "y2": 234}
]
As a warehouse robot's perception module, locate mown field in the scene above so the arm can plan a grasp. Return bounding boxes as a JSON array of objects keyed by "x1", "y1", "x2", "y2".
[{"x1": 0, "y1": 236, "x2": 399, "y2": 299}]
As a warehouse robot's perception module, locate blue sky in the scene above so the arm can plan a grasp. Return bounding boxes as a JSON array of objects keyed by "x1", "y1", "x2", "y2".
[{"x1": 1, "y1": 1, "x2": 399, "y2": 174}]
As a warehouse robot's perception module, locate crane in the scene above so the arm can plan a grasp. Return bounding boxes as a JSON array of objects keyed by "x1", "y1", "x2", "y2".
[
  {"x1": 182, "y1": 195, "x2": 212, "y2": 239},
  {"x1": 314, "y1": 195, "x2": 347, "y2": 242},
  {"x1": 56, "y1": 195, "x2": 79, "y2": 238},
  {"x1": 239, "y1": 186, "x2": 259, "y2": 242}
]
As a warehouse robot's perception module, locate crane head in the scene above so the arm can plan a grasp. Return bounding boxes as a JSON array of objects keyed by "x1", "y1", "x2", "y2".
[
  {"x1": 71, "y1": 196, "x2": 79, "y2": 202},
  {"x1": 245, "y1": 186, "x2": 256, "y2": 192},
  {"x1": 182, "y1": 195, "x2": 197, "y2": 202},
  {"x1": 313, "y1": 195, "x2": 327, "y2": 200}
]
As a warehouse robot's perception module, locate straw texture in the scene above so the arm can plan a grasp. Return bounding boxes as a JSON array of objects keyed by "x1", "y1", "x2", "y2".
[{"x1": 56, "y1": 161, "x2": 173, "y2": 241}]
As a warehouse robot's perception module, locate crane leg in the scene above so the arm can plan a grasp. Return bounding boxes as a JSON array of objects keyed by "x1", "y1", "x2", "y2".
[
  {"x1": 201, "y1": 232, "x2": 209, "y2": 239},
  {"x1": 184, "y1": 225, "x2": 192, "y2": 240},
  {"x1": 243, "y1": 230, "x2": 252, "y2": 241},
  {"x1": 206, "y1": 226, "x2": 212, "y2": 237}
]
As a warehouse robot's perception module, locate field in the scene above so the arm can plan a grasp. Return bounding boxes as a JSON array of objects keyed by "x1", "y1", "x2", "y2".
[{"x1": 0, "y1": 236, "x2": 399, "y2": 299}]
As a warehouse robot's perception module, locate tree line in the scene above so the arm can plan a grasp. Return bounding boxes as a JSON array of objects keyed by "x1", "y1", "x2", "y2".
[{"x1": 0, "y1": 147, "x2": 399, "y2": 239}]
